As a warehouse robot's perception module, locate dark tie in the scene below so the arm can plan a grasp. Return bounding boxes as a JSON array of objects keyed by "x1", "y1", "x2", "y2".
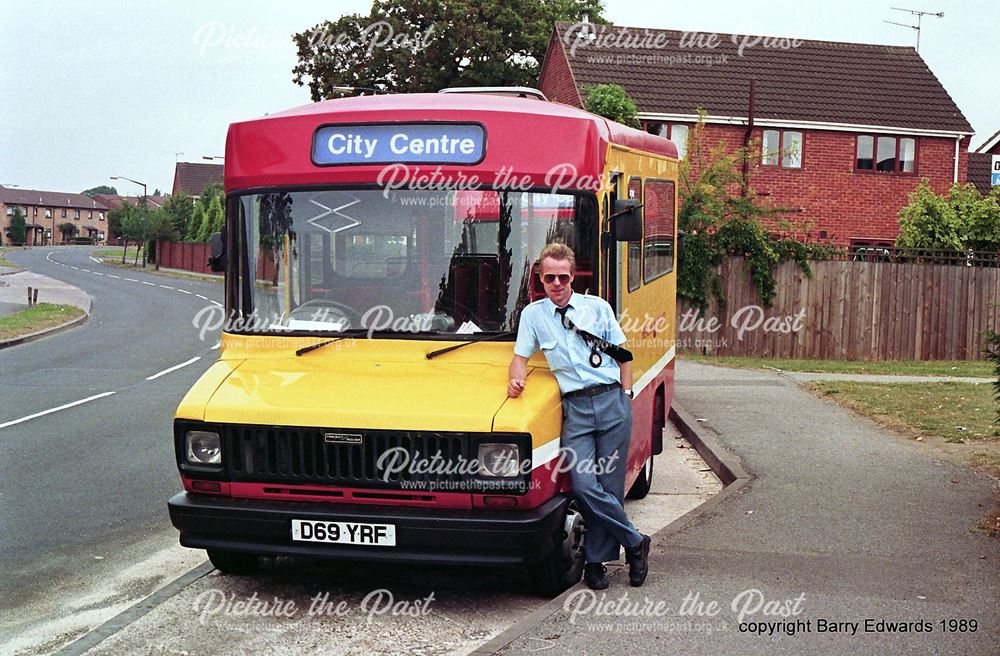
[{"x1": 555, "y1": 306, "x2": 572, "y2": 330}]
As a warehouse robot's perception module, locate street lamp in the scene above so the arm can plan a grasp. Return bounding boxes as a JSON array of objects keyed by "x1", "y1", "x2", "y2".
[
  {"x1": 202, "y1": 156, "x2": 224, "y2": 161},
  {"x1": 109, "y1": 175, "x2": 147, "y2": 203},
  {"x1": 110, "y1": 175, "x2": 148, "y2": 259}
]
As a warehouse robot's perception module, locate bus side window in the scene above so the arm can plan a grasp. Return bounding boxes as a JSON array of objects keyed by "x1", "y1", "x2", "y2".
[{"x1": 643, "y1": 179, "x2": 676, "y2": 281}]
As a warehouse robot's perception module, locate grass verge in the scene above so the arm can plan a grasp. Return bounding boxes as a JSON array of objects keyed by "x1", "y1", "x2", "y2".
[
  {"x1": 0, "y1": 303, "x2": 85, "y2": 341},
  {"x1": 0, "y1": 248, "x2": 18, "y2": 268},
  {"x1": 810, "y1": 380, "x2": 999, "y2": 477},
  {"x1": 96, "y1": 258, "x2": 222, "y2": 283},
  {"x1": 91, "y1": 246, "x2": 143, "y2": 260},
  {"x1": 682, "y1": 354, "x2": 994, "y2": 378}
]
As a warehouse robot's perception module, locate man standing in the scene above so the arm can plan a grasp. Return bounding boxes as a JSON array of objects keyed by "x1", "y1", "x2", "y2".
[{"x1": 507, "y1": 243, "x2": 650, "y2": 590}]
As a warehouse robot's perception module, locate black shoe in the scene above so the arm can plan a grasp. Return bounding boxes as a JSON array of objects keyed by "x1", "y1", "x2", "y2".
[
  {"x1": 625, "y1": 534, "x2": 651, "y2": 587},
  {"x1": 583, "y1": 563, "x2": 609, "y2": 590}
]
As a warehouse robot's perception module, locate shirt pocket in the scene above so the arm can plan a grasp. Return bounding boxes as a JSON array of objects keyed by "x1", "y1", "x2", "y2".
[{"x1": 539, "y1": 336, "x2": 569, "y2": 374}]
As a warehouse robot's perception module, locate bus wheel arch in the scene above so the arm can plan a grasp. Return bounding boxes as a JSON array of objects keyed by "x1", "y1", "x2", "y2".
[{"x1": 527, "y1": 498, "x2": 586, "y2": 596}]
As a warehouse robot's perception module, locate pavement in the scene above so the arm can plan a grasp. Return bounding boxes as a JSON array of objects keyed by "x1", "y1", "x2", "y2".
[
  {"x1": 781, "y1": 371, "x2": 994, "y2": 385},
  {"x1": 485, "y1": 360, "x2": 999, "y2": 655},
  {"x1": 0, "y1": 268, "x2": 92, "y2": 316}
]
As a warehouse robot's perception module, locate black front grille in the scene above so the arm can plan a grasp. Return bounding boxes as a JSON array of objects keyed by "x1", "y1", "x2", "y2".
[{"x1": 214, "y1": 425, "x2": 527, "y2": 493}]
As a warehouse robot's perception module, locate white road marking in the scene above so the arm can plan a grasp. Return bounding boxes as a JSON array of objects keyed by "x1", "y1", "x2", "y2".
[
  {"x1": 108, "y1": 274, "x2": 120, "y2": 279},
  {"x1": 70, "y1": 266, "x2": 79, "y2": 270},
  {"x1": 177, "y1": 289, "x2": 192, "y2": 294},
  {"x1": 195, "y1": 294, "x2": 207, "y2": 300},
  {"x1": 89, "y1": 256, "x2": 101, "y2": 263},
  {"x1": 210, "y1": 301, "x2": 222, "y2": 307},
  {"x1": 0, "y1": 392, "x2": 117, "y2": 430},
  {"x1": 93, "y1": 272, "x2": 103, "y2": 276},
  {"x1": 125, "y1": 278, "x2": 139, "y2": 282},
  {"x1": 81, "y1": 269, "x2": 90, "y2": 273},
  {"x1": 142, "y1": 281, "x2": 155, "y2": 286},
  {"x1": 212, "y1": 342, "x2": 221, "y2": 350},
  {"x1": 159, "y1": 285, "x2": 174, "y2": 290},
  {"x1": 146, "y1": 356, "x2": 202, "y2": 381}
]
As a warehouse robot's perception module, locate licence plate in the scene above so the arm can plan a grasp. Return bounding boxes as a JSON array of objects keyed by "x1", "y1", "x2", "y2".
[{"x1": 291, "y1": 519, "x2": 396, "y2": 546}]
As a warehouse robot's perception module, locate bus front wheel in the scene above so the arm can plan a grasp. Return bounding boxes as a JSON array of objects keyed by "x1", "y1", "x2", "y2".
[
  {"x1": 527, "y1": 500, "x2": 586, "y2": 596},
  {"x1": 207, "y1": 549, "x2": 260, "y2": 575}
]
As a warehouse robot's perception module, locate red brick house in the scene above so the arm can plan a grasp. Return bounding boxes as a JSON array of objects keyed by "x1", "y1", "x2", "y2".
[
  {"x1": 538, "y1": 22, "x2": 974, "y2": 247},
  {"x1": 0, "y1": 186, "x2": 111, "y2": 245},
  {"x1": 171, "y1": 162, "x2": 223, "y2": 199},
  {"x1": 968, "y1": 129, "x2": 999, "y2": 195}
]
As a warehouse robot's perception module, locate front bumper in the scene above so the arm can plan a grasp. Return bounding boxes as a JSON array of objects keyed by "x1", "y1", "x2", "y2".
[{"x1": 168, "y1": 493, "x2": 568, "y2": 566}]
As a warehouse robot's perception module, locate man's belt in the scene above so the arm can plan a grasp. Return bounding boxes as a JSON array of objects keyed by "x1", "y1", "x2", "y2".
[{"x1": 563, "y1": 382, "x2": 622, "y2": 399}]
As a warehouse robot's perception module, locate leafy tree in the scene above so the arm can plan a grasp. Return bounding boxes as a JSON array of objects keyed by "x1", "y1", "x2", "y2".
[
  {"x1": 583, "y1": 84, "x2": 640, "y2": 128},
  {"x1": 196, "y1": 194, "x2": 225, "y2": 243},
  {"x1": 896, "y1": 180, "x2": 1000, "y2": 251},
  {"x1": 161, "y1": 193, "x2": 194, "y2": 238},
  {"x1": 82, "y1": 185, "x2": 117, "y2": 197},
  {"x1": 677, "y1": 111, "x2": 829, "y2": 313},
  {"x1": 9, "y1": 209, "x2": 27, "y2": 244},
  {"x1": 292, "y1": 0, "x2": 607, "y2": 99},
  {"x1": 187, "y1": 200, "x2": 208, "y2": 242},
  {"x1": 153, "y1": 188, "x2": 162, "y2": 196},
  {"x1": 147, "y1": 207, "x2": 180, "y2": 270}
]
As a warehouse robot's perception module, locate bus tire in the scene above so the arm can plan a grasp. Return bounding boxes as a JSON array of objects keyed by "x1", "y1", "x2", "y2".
[
  {"x1": 207, "y1": 549, "x2": 260, "y2": 575},
  {"x1": 527, "y1": 499, "x2": 586, "y2": 596},
  {"x1": 626, "y1": 455, "x2": 654, "y2": 500}
]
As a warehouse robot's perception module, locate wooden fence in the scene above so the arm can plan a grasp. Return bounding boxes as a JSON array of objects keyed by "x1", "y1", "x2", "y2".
[{"x1": 677, "y1": 257, "x2": 1000, "y2": 361}]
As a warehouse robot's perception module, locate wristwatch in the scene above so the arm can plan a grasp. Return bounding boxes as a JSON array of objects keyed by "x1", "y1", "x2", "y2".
[{"x1": 624, "y1": 389, "x2": 634, "y2": 399}]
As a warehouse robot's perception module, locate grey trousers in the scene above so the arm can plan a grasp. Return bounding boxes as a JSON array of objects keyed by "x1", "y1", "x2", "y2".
[{"x1": 561, "y1": 388, "x2": 643, "y2": 563}]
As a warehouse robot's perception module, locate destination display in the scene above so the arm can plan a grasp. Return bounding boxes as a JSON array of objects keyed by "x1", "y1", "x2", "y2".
[{"x1": 312, "y1": 123, "x2": 485, "y2": 165}]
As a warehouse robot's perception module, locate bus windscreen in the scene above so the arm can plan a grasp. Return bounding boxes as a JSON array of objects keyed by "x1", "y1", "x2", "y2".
[{"x1": 232, "y1": 189, "x2": 597, "y2": 336}]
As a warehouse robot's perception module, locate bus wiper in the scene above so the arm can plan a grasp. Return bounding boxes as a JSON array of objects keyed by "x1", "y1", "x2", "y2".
[
  {"x1": 295, "y1": 337, "x2": 349, "y2": 356},
  {"x1": 425, "y1": 331, "x2": 517, "y2": 360}
]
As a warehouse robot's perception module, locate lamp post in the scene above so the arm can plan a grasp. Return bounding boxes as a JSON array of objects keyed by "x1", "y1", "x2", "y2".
[{"x1": 110, "y1": 175, "x2": 148, "y2": 264}]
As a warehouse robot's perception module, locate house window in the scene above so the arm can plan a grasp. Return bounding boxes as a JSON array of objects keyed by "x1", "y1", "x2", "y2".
[
  {"x1": 761, "y1": 129, "x2": 803, "y2": 168},
  {"x1": 99, "y1": 212, "x2": 105, "y2": 221},
  {"x1": 33, "y1": 207, "x2": 37, "y2": 216},
  {"x1": 856, "y1": 135, "x2": 916, "y2": 174},
  {"x1": 61, "y1": 209, "x2": 67, "y2": 218},
  {"x1": 45, "y1": 209, "x2": 52, "y2": 218},
  {"x1": 643, "y1": 179, "x2": 675, "y2": 282},
  {"x1": 5, "y1": 207, "x2": 11, "y2": 216},
  {"x1": 74, "y1": 210, "x2": 80, "y2": 219},
  {"x1": 644, "y1": 121, "x2": 689, "y2": 159}
]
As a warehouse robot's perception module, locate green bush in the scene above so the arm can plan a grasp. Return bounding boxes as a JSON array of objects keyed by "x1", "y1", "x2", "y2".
[{"x1": 897, "y1": 180, "x2": 1000, "y2": 251}]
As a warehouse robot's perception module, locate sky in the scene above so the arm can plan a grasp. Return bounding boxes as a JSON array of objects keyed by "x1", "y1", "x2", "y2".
[{"x1": 2, "y1": 0, "x2": 996, "y2": 195}]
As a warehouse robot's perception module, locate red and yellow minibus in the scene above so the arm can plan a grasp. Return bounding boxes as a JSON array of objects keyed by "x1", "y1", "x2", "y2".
[{"x1": 168, "y1": 90, "x2": 679, "y2": 594}]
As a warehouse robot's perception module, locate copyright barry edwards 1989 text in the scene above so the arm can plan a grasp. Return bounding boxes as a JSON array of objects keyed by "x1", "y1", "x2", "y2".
[{"x1": 741, "y1": 618, "x2": 979, "y2": 637}]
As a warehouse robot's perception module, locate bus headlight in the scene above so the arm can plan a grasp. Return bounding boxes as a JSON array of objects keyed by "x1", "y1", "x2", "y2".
[
  {"x1": 186, "y1": 431, "x2": 222, "y2": 465},
  {"x1": 477, "y1": 443, "x2": 521, "y2": 478}
]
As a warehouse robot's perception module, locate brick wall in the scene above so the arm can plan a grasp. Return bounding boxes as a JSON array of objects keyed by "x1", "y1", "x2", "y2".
[
  {"x1": 684, "y1": 125, "x2": 968, "y2": 243},
  {"x1": 537, "y1": 33, "x2": 581, "y2": 107}
]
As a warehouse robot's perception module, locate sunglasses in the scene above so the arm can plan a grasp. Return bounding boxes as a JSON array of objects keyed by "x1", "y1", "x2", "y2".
[{"x1": 541, "y1": 273, "x2": 572, "y2": 285}]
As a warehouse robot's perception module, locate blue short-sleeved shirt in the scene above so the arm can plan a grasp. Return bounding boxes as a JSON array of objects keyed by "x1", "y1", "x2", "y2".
[{"x1": 514, "y1": 292, "x2": 628, "y2": 395}]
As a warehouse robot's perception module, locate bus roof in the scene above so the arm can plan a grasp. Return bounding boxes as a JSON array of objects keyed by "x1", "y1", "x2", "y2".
[{"x1": 224, "y1": 93, "x2": 677, "y2": 193}]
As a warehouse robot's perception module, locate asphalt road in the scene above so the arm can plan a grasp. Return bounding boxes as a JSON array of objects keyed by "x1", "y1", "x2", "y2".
[{"x1": 0, "y1": 247, "x2": 221, "y2": 640}]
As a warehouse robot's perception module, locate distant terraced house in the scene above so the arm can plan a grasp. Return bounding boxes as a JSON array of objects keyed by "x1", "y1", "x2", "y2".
[
  {"x1": 0, "y1": 186, "x2": 111, "y2": 245},
  {"x1": 539, "y1": 21, "x2": 975, "y2": 249}
]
